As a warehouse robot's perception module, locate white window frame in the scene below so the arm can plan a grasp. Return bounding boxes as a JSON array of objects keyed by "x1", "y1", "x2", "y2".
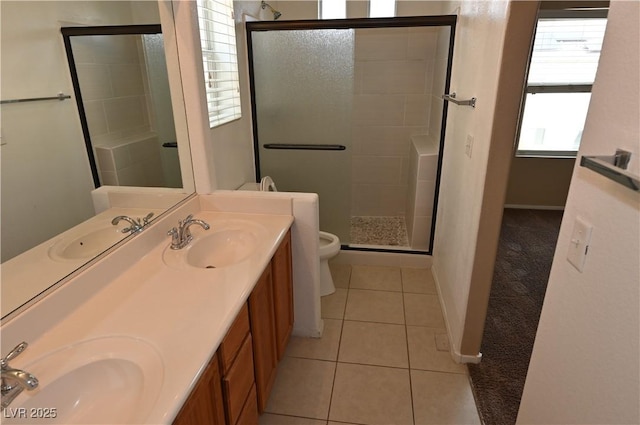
[
  {"x1": 319, "y1": 0, "x2": 346, "y2": 19},
  {"x1": 369, "y1": 0, "x2": 396, "y2": 18},
  {"x1": 196, "y1": 0, "x2": 242, "y2": 128},
  {"x1": 515, "y1": 9, "x2": 607, "y2": 158},
  {"x1": 320, "y1": 0, "x2": 396, "y2": 19}
]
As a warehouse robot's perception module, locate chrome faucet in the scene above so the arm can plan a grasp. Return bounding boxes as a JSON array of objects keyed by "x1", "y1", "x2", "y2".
[
  {"x1": 112, "y1": 212, "x2": 154, "y2": 234},
  {"x1": 168, "y1": 214, "x2": 210, "y2": 250},
  {"x1": 1, "y1": 342, "x2": 38, "y2": 411}
]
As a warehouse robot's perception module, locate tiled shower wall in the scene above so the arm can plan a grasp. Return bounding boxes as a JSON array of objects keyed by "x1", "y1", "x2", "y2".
[
  {"x1": 72, "y1": 35, "x2": 153, "y2": 145},
  {"x1": 71, "y1": 34, "x2": 176, "y2": 189},
  {"x1": 351, "y1": 27, "x2": 440, "y2": 217},
  {"x1": 94, "y1": 135, "x2": 165, "y2": 187}
]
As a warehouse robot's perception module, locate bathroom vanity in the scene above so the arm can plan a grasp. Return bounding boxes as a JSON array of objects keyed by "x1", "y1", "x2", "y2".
[
  {"x1": 0, "y1": 193, "x2": 297, "y2": 424},
  {"x1": 174, "y1": 230, "x2": 292, "y2": 424}
]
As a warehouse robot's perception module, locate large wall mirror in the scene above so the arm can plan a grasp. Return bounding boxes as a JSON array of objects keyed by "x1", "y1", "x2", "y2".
[{"x1": 0, "y1": 1, "x2": 194, "y2": 319}]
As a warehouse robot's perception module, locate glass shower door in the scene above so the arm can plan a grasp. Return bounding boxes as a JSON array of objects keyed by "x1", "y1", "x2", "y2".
[
  {"x1": 249, "y1": 18, "x2": 456, "y2": 253},
  {"x1": 251, "y1": 29, "x2": 354, "y2": 243}
]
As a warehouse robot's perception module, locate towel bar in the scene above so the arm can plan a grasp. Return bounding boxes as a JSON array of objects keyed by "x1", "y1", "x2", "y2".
[
  {"x1": 0, "y1": 93, "x2": 71, "y2": 105},
  {"x1": 442, "y1": 92, "x2": 476, "y2": 108},
  {"x1": 580, "y1": 149, "x2": 639, "y2": 192}
]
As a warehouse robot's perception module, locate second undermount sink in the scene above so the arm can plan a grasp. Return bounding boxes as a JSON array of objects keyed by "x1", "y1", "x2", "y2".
[
  {"x1": 163, "y1": 220, "x2": 265, "y2": 270},
  {"x1": 48, "y1": 226, "x2": 127, "y2": 261},
  {"x1": 4, "y1": 336, "x2": 164, "y2": 424}
]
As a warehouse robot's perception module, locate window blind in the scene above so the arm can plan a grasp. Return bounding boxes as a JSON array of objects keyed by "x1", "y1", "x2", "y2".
[{"x1": 197, "y1": 0, "x2": 241, "y2": 128}]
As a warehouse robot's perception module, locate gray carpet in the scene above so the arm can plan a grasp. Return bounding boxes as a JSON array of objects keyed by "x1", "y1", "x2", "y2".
[{"x1": 469, "y1": 208, "x2": 564, "y2": 425}]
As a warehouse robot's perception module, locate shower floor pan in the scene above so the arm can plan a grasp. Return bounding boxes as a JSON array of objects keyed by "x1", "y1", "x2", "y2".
[{"x1": 349, "y1": 216, "x2": 409, "y2": 248}]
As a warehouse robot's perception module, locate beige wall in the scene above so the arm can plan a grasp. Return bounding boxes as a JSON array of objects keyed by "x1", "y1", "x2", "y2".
[
  {"x1": 518, "y1": 1, "x2": 640, "y2": 422},
  {"x1": 431, "y1": 0, "x2": 517, "y2": 360},
  {"x1": 506, "y1": 157, "x2": 574, "y2": 207},
  {"x1": 459, "y1": 0, "x2": 540, "y2": 357}
]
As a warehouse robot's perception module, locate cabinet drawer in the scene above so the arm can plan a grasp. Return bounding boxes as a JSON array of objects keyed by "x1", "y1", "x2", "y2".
[
  {"x1": 219, "y1": 304, "x2": 250, "y2": 374},
  {"x1": 222, "y1": 334, "x2": 255, "y2": 425}
]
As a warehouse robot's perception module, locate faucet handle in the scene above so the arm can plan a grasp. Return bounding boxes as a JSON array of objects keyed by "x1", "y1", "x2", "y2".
[
  {"x1": 179, "y1": 214, "x2": 194, "y2": 226},
  {"x1": 167, "y1": 227, "x2": 180, "y2": 249},
  {"x1": 1, "y1": 342, "x2": 28, "y2": 368},
  {"x1": 142, "y1": 212, "x2": 154, "y2": 225}
]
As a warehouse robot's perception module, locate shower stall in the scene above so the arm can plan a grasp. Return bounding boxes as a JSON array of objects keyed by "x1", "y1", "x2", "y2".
[{"x1": 247, "y1": 16, "x2": 456, "y2": 254}]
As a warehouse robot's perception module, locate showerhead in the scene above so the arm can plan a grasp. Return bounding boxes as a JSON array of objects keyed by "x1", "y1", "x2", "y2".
[{"x1": 261, "y1": 1, "x2": 281, "y2": 20}]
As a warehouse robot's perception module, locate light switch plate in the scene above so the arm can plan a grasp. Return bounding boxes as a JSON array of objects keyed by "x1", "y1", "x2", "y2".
[
  {"x1": 567, "y1": 216, "x2": 593, "y2": 272},
  {"x1": 465, "y1": 134, "x2": 474, "y2": 158}
]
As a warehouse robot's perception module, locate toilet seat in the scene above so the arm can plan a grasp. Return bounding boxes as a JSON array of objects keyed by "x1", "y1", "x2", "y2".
[{"x1": 319, "y1": 231, "x2": 340, "y2": 259}]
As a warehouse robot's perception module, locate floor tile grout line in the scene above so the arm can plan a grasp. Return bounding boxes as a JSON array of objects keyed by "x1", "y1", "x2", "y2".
[
  {"x1": 401, "y1": 269, "x2": 417, "y2": 425},
  {"x1": 327, "y1": 264, "x2": 474, "y2": 421},
  {"x1": 324, "y1": 265, "x2": 350, "y2": 423},
  {"x1": 268, "y1": 264, "x2": 478, "y2": 425},
  {"x1": 282, "y1": 353, "x2": 470, "y2": 376}
]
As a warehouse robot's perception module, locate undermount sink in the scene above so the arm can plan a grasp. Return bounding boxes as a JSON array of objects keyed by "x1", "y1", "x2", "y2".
[
  {"x1": 163, "y1": 220, "x2": 265, "y2": 270},
  {"x1": 4, "y1": 336, "x2": 164, "y2": 424},
  {"x1": 48, "y1": 226, "x2": 126, "y2": 261}
]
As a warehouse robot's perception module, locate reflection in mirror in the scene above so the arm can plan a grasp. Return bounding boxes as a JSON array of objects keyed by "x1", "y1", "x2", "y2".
[
  {"x1": 0, "y1": 1, "x2": 194, "y2": 320},
  {"x1": 63, "y1": 25, "x2": 183, "y2": 189}
]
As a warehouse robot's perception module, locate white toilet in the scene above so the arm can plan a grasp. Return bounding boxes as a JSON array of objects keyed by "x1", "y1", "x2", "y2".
[
  {"x1": 319, "y1": 231, "x2": 340, "y2": 296},
  {"x1": 239, "y1": 177, "x2": 340, "y2": 297}
]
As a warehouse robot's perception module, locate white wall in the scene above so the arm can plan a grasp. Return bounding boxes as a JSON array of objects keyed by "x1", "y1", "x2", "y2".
[
  {"x1": 0, "y1": 1, "x2": 158, "y2": 262},
  {"x1": 431, "y1": 0, "x2": 511, "y2": 358},
  {"x1": 517, "y1": 1, "x2": 640, "y2": 422}
]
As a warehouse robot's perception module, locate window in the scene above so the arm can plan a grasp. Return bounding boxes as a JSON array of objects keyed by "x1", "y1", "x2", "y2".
[
  {"x1": 196, "y1": 0, "x2": 242, "y2": 128},
  {"x1": 320, "y1": 0, "x2": 346, "y2": 19},
  {"x1": 516, "y1": 12, "x2": 607, "y2": 157},
  {"x1": 369, "y1": 0, "x2": 396, "y2": 18}
]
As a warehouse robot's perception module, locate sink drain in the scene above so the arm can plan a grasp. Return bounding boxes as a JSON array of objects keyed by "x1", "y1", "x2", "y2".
[{"x1": 205, "y1": 265, "x2": 216, "y2": 269}]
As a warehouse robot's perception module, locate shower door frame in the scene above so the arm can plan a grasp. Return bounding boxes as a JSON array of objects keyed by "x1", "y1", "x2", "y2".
[{"x1": 246, "y1": 16, "x2": 457, "y2": 255}]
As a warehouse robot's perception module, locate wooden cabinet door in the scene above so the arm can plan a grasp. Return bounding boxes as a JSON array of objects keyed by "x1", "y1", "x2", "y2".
[
  {"x1": 173, "y1": 354, "x2": 226, "y2": 425},
  {"x1": 236, "y1": 385, "x2": 259, "y2": 425},
  {"x1": 222, "y1": 335, "x2": 256, "y2": 425},
  {"x1": 271, "y1": 230, "x2": 294, "y2": 360},
  {"x1": 248, "y1": 266, "x2": 278, "y2": 413}
]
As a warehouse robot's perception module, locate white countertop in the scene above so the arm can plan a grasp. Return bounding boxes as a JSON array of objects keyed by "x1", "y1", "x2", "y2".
[{"x1": 1, "y1": 198, "x2": 293, "y2": 424}]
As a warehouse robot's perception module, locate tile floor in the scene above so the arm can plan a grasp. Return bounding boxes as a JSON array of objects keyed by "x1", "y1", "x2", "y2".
[{"x1": 260, "y1": 264, "x2": 481, "y2": 425}]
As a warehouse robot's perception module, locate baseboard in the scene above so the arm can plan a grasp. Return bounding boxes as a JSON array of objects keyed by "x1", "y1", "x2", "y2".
[
  {"x1": 330, "y1": 250, "x2": 432, "y2": 268},
  {"x1": 504, "y1": 204, "x2": 565, "y2": 211},
  {"x1": 452, "y1": 351, "x2": 483, "y2": 364},
  {"x1": 431, "y1": 263, "x2": 483, "y2": 365}
]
